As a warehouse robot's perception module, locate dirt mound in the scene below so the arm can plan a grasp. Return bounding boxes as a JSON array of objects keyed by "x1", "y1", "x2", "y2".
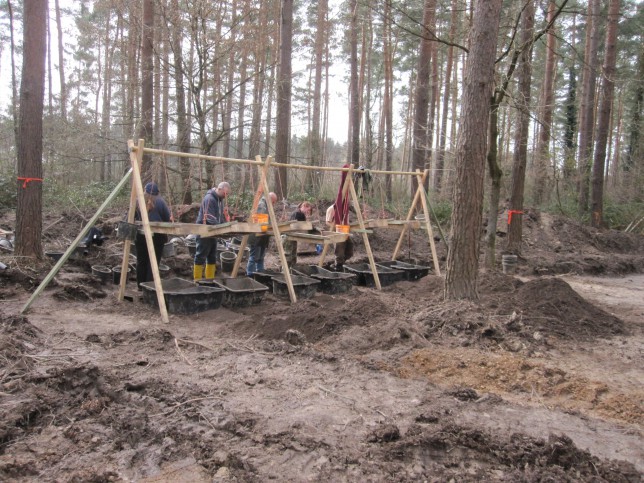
[
  {"x1": 377, "y1": 423, "x2": 640, "y2": 481},
  {"x1": 415, "y1": 275, "x2": 625, "y2": 350},
  {"x1": 504, "y1": 277, "x2": 626, "y2": 339}
]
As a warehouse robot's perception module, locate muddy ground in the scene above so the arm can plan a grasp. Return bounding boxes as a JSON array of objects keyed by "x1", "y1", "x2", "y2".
[{"x1": 0, "y1": 207, "x2": 642, "y2": 481}]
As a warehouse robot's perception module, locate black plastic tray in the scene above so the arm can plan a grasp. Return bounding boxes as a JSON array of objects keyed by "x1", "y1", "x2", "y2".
[
  {"x1": 252, "y1": 270, "x2": 281, "y2": 292},
  {"x1": 272, "y1": 274, "x2": 320, "y2": 299},
  {"x1": 343, "y1": 263, "x2": 405, "y2": 287},
  {"x1": 377, "y1": 260, "x2": 430, "y2": 281},
  {"x1": 141, "y1": 277, "x2": 224, "y2": 314},
  {"x1": 292, "y1": 265, "x2": 356, "y2": 294},
  {"x1": 210, "y1": 278, "x2": 269, "y2": 308}
]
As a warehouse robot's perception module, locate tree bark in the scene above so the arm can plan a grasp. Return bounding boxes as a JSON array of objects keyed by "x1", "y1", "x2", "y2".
[
  {"x1": 138, "y1": 0, "x2": 154, "y2": 180},
  {"x1": 532, "y1": 1, "x2": 558, "y2": 205},
  {"x1": 275, "y1": 0, "x2": 293, "y2": 199},
  {"x1": 445, "y1": 0, "x2": 503, "y2": 300},
  {"x1": 507, "y1": 1, "x2": 535, "y2": 254},
  {"x1": 54, "y1": 0, "x2": 68, "y2": 122},
  {"x1": 577, "y1": 0, "x2": 601, "y2": 216},
  {"x1": 590, "y1": 0, "x2": 620, "y2": 227},
  {"x1": 349, "y1": 0, "x2": 361, "y2": 167},
  {"x1": 411, "y1": 0, "x2": 436, "y2": 197},
  {"x1": 434, "y1": 0, "x2": 458, "y2": 192},
  {"x1": 15, "y1": 0, "x2": 48, "y2": 259}
]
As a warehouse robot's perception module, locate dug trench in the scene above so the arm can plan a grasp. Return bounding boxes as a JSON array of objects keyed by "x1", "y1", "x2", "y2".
[{"x1": 0, "y1": 207, "x2": 642, "y2": 480}]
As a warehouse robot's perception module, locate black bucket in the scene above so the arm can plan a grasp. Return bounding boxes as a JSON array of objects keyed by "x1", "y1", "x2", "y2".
[
  {"x1": 112, "y1": 266, "x2": 132, "y2": 284},
  {"x1": 91, "y1": 265, "x2": 112, "y2": 284},
  {"x1": 220, "y1": 251, "x2": 237, "y2": 273},
  {"x1": 501, "y1": 254, "x2": 518, "y2": 274}
]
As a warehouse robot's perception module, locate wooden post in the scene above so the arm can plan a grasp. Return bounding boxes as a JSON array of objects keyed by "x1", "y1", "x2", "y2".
[
  {"x1": 261, "y1": 158, "x2": 297, "y2": 303},
  {"x1": 130, "y1": 139, "x2": 170, "y2": 323},
  {"x1": 251, "y1": 155, "x2": 268, "y2": 212},
  {"x1": 317, "y1": 243, "x2": 330, "y2": 267},
  {"x1": 21, "y1": 168, "x2": 133, "y2": 314},
  {"x1": 392, "y1": 169, "x2": 428, "y2": 260},
  {"x1": 347, "y1": 166, "x2": 382, "y2": 290},
  {"x1": 231, "y1": 234, "x2": 248, "y2": 277},
  {"x1": 415, "y1": 170, "x2": 441, "y2": 275},
  {"x1": 118, "y1": 140, "x2": 142, "y2": 301}
]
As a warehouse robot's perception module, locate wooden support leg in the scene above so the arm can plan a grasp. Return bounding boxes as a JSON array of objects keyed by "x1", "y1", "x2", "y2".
[
  {"x1": 231, "y1": 235, "x2": 248, "y2": 277},
  {"x1": 416, "y1": 170, "x2": 441, "y2": 276}
]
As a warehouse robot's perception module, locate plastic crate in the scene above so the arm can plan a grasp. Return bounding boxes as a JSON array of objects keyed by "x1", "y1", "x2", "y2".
[
  {"x1": 141, "y1": 277, "x2": 224, "y2": 314},
  {"x1": 343, "y1": 263, "x2": 405, "y2": 287},
  {"x1": 210, "y1": 277, "x2": 269, "y2": 308},
  {"x1": 271, "y1": 274, "x2": 320, "y2": 299},
  {"x1": 292, "y1": 264, "x2": 356, "y2": 294},
  {"x1": 377, "y1": 260, "x2": 430, "y2": 281}
]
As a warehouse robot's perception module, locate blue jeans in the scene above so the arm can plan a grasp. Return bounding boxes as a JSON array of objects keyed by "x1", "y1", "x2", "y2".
[
  {"x1": 247, "y1": 244, "x2": 266, "y2": 275},
  {"x1": 194, "y1": 237, "x2": 218, "y2": 265}
]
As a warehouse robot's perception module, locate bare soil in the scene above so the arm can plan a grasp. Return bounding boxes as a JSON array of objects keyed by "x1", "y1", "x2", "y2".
[{"x1": 0, "y1": 208, "x2": 642, "y2": 481}]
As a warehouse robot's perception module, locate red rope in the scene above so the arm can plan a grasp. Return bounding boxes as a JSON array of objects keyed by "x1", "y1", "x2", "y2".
[
  {"x1": 508, "y1": 210, "x2": 524, "y2": 225},
  {"x1": 17, "y1": 177, "x2": 43, "y2": 189}
]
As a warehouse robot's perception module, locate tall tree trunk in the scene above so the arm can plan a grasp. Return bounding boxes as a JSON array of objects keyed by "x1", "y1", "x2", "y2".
[
  {"x1": 434, "y1": 0, "x2": 458, "y2": 192},
  {"x1": 138, "y1": 0, "x2": 154, "y2": 180},
  {"x1": 445, "y1": 0, "x2": 503, "y2": 300},
  {"x1": 383, "y1": 0, "x2": 394, "y2": 200},
  {"x1": 171, "y1": 0, "x2": 192, "y2": 204},
  {"x1": 100, "y1": 9, "x2": 114, "y2": 182},
  {"x1": 7, "y1": 0, "x2": 19, "y2": 138},
  {"x1": 16, "y1": 0, "x2": 48, "y2": 259},
  {"x1": 563, "y1": 66, "x2": 577, "y2": 179},
  {"x1": 275, "y1": 0, "x2": 293, "y2": 199},
  {"x1": 310, "y1": 0, "x2": 328, "y2": 191},
  {"x1": 532, "y1": 1, "x2": 558, "y2": 205},
  {"x1": 577, "y1": 0, "x2": 601, "y2": 216},
  {"x1": 411, "y1": 0, "x2": 436, "y2": 197},
  {"x1": 507, "y1": 0, "x2": 535, "y2": 255},
  {"x1": 54, "y1": 0, "x2": 67, "y2": 122},
  {"x1": 349, "y1": 0, "x2": 361, "y2": 167},
  {"x1": 590, "y1": 0, "x2": 620, "y2": 227}
]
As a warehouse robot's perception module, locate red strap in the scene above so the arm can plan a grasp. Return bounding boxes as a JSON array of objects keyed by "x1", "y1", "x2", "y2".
[
  {"x1": 507, "y1": 210, "x2": 524, "y2": 225},
  {"x1": 17, "y1": 177, "x2": 43, "y2": 189}
]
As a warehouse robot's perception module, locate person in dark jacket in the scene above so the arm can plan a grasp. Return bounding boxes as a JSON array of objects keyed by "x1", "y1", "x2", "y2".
[
  {"x1": 246, "y1": 192, "x2": 277, "y2": 276},
  {"x1": 194, "y1": 181, "x2": 231, "y2": 280},
  {"x1": 135, "y1": 182, "x2": 172, "y2": 290},
  {"x1": 282, "y1": 201, "x2": 313, "y2": 266}
]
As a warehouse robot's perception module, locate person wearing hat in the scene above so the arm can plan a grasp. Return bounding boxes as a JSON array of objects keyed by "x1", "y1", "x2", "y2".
[
  {"x1": 194, "y1": 181, "x2": 231, "y2": 280},
  {"x1": 134, "y1": 182, "x2": 172, "y2": 289}
]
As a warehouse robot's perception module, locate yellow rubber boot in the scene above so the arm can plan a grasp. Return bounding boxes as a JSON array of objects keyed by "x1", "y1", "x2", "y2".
[
  {"x1": 205, "y1": 264, "x2": 216, "y2": 279},
  {"x1": 193, "y1": 264, "x2": 204, "y2": 281}
]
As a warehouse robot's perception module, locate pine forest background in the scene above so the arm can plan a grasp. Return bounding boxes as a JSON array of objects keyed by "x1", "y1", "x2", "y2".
[{"x1": 0, "y1": 0, "x2": 642, "y2": 227}]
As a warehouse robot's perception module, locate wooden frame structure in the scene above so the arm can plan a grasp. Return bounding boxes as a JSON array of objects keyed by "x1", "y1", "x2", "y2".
[
  {"x1": 22, "y1": 139, "x2": 441, "y2": 322},
  {"x1": 120, "y1": 140, "x2": 441, "y2": 322}
]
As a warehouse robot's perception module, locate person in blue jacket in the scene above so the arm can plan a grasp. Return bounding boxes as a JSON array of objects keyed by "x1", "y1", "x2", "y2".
[
  {"x1": 135, "y1": 182, "x2": 172, "y2": 290},
  {"x1": 246, "y1": 192, "x2": 277, "y2": 276},
  {"x1": 194, "y1": 181, "x2": 231, "y2": 280}
]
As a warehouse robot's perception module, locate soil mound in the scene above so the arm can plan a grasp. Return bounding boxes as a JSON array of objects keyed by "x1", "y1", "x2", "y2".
[
  {"x1": 503, "y1": 277, "x2": 626, "y2": 340},
  {"x1": 378, "y1": 423, "x2": 640, "y2": 481}
]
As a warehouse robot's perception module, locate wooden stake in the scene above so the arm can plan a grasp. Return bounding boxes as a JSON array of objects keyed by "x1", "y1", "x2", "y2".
[
  {"x1": 130, "y1": 139, "x2": 170, "y2": 323},
  {"x1": 261, "y1": 157, "x2": 297, "y2": 303},
  {"x1": 347, "y1": 166, "x2": 382, "y2": 290},
  {"x1": 392, "y1": 169, "x2": 428, "y2": 260},
  {"x1": 231, "y1": 235, "x2": 248, "y2": 277},
  {"x1": 415, "y1": 170, "x2": 441, "y2": 275},
  {"x1": 21, "y1": 168, "x2": 133, "y2": 314}
]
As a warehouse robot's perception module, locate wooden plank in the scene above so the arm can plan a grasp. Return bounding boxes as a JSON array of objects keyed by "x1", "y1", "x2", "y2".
[
  {"x1": 261, "y1": 159, "x2": 297, "y2": 303},
  {"x1": 392, "y1": 170, "x2": 427, "y2": 260},
  {"x1": 231, "y1": 235, "x2": 248, "y2": 277},
  {"x1": 132, "y1": 140, "x2": 170, "y2": 323},
  {"x1": 348, "y1": 166, "x2": 381, "y2": 290},
  {"x1": 145, "y1": 220, "x2": 313, "y2": 237},
  {"x1": 416, "y1": 170, "x2": 441, "y2": 276},
  {"x1": 21, "y1": 168, "x2": 133, "y2": 314}
]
